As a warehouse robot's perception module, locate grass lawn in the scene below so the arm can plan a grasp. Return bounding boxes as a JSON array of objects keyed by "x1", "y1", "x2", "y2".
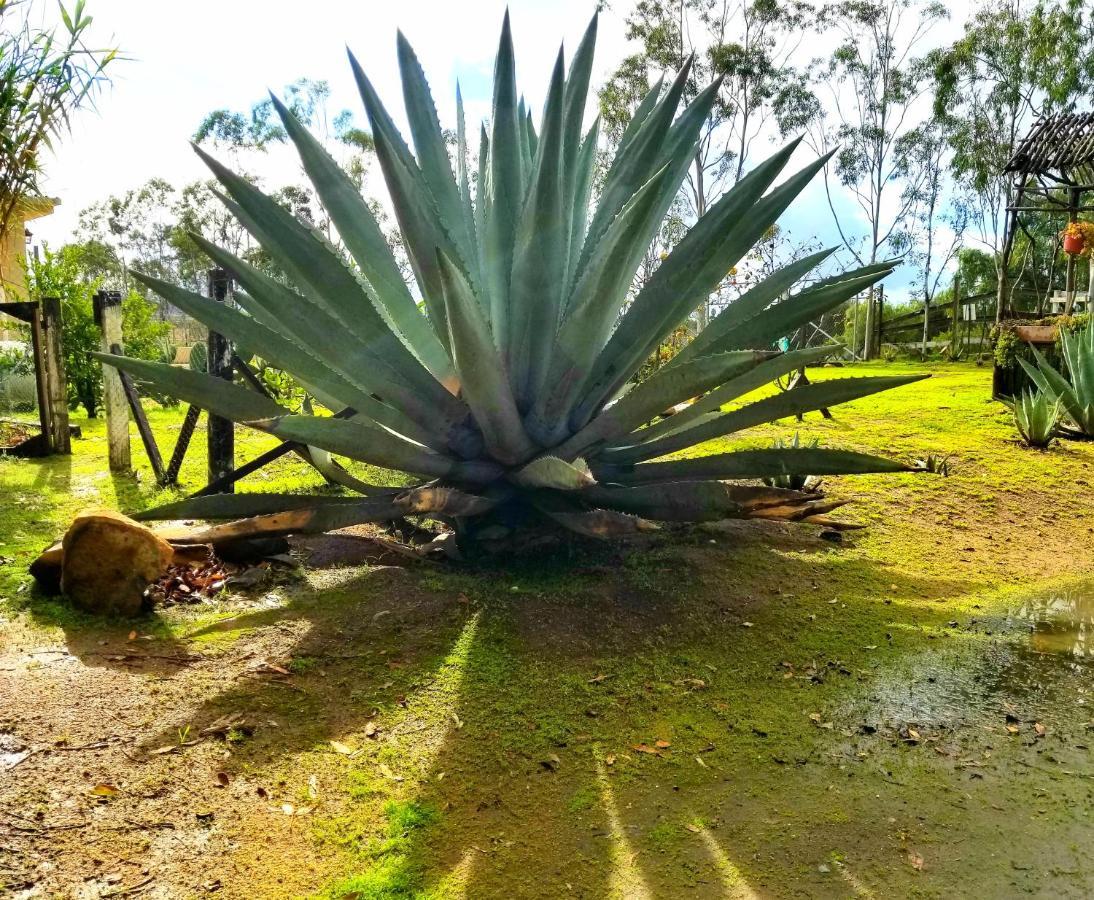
[{"x1": 2, "y1": 359, "x2": 1094, "y2": 898}]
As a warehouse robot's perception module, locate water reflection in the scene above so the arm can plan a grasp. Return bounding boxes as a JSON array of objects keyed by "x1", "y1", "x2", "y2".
[
  {"x1": 841, "y1": 580, "x2": 1094, "y2": 732},
  {"x1": 1007, "y1": 587, "x2": 1094, "y2": 658}
]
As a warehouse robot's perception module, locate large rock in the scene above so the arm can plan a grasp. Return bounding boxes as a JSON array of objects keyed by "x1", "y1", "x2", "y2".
[{"x1": 60, "y1": 509, "x2": 174, "y2": 616}]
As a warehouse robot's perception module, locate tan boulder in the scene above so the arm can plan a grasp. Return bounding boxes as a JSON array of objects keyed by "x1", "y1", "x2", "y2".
[{"x1": 60, "y1": 509, "x2": 175, "y2": 616}]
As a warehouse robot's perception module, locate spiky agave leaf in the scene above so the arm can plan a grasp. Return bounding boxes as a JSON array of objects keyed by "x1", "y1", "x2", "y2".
[{"x1": 105, "y1": 13, "x2": 928, "y2": 548}]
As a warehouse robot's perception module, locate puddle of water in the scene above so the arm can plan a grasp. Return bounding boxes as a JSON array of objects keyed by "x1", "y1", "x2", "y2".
[
  {"x1": 1006, "y1": 585, "x2": 1094, "y2": 658},
  {"x1": 841, "y1": 580, "x2": 1094, "y2": 732}
]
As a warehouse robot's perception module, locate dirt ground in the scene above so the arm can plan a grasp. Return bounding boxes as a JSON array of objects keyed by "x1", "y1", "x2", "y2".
[{"x1": 3, "y1": 361, "x2": 1094, "y2": 898}]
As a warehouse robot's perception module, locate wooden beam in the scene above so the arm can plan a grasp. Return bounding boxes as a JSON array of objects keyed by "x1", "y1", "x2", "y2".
[{"x1": 111, "y1": 341, "x2": 166, "y2": 483}]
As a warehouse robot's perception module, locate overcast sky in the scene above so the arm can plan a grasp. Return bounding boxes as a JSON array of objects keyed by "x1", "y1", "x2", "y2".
[{"x1": 29, "y1": 0, "x2": 980, "y2": 300}]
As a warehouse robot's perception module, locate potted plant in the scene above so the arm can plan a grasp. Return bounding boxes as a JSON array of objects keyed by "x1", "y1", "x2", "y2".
[
  {"x1": 1061, "y1": 221, "x2": 1094, "y2": 256},
  {"x1": 1063, "y1": 222, "x2": 1084, "y2": 255}
]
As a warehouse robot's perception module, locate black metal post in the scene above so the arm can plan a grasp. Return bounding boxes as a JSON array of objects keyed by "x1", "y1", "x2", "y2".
[{"x1": 206, "y1": 269, "x2": 235, "y2": 491}]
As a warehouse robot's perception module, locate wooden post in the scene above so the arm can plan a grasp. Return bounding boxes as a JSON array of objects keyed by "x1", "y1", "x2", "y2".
[
  {"x1": 206, "y1": 269, "x2": 234, "y2": 491},
  {"x1": 94, "y1": 290, "x2": 130, "y2": 471},
  {"x1": 952, "y1": 276, "x2": 961, "y2": 356},
  {"x1": 874, "y1": 285, "x2": 884, "y2": 358},
  {"x1": 862, "y1": 289, "x2": 874, "y2": 360},
  {"x1": 27, "y1": 302, "x2": 54, "y2": 449},
  {"x1": 1064, "y1": 186, "x2": 1081, "y2": 316},
  {"x1": 40, "y1": 297, "x2": 70, "y2": 454}
]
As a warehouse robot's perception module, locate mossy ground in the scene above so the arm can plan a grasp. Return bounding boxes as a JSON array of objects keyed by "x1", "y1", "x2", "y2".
[{"x1": 2, "y1": 361, "x2": 1094, "y2": 898}]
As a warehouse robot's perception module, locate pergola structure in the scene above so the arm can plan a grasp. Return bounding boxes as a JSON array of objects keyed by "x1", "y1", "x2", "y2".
[{"x1": 1000, "y1": 112, "x2": 1094, "y2": 322}]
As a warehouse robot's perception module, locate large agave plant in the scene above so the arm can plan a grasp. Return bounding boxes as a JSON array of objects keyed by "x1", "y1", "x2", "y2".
[{"x1": 101, "y1": 14, "x2": 926, "y2": 549}]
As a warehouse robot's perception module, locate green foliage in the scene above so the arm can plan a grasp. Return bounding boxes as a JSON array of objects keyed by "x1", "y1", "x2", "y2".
[
  {"x1": 0, "y1": 0, "x2": 117, "y2": 291},
  {"x1": 112, "y1": 14, "x2": 926, "y2": 544},
  {"x1": 1011, "y1": 389, "x2": 1060, "y2": 448},
  {"x1": 28, "y1": 245, "x2": 170, "y2": 417},
  {"x1": 1020, "y1": 317, "x2": 1094, "y2": 437}
]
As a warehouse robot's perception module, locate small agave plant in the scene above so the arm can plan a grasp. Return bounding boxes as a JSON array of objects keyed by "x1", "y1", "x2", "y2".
[
  {"x1": 762, "y1": 433, "x2": 823, "y2": 493},
  {"x1": 1011, "y1": 389, "x2": 1060, "y2": 448},
  {"x1": 102, "y1": 14, "x2": 926, "y2": 550}
]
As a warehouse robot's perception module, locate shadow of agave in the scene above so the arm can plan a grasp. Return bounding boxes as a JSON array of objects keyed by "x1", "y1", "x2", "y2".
[{"x1": 113, "y1": 529, "x2": 993, "y2": 897}]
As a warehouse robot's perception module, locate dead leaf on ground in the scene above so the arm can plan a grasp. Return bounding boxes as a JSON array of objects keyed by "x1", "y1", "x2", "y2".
[
  {"x1": 654, "y1": 739, "x2": 671, "y2": 749},
  {"x1": 91, "y1": 783, "x2": 119, "y2": 797},
  {"x1": 379, "y1": 763, "x2": 403, "y2": 782},
  {"x1": 215, "y1": 771, "x2": 229, "y2": 787},
  {"x1": 908, "y1": 850, "x2": 925, "y2": 870},
  {"x1": 685, "y1": 823, "x2": 701, "y2": 833},
  {"x1": 633, "y1": 744, "x2": 663, "y2": 756},
  {"x1": 330, "y1": 740, "x2": 357, "y2": 755},
  {"x1": 588, "y1": 673, "x2": 612, "y2": 684},
  {"x1": 540, "y1": 753, "x2": 561, "y2": 772}
]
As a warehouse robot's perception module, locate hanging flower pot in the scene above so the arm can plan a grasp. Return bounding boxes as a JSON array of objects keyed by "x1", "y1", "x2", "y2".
[{"x1": 1063, "y1": 222, "x2": 1087, "y2": 255}]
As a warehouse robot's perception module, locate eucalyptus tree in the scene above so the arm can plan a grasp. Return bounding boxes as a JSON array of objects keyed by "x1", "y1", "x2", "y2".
[
  {"x1": 600, "y1": 0, "x2": 815, "y2": 328},
  {"x1": 807, "y1": 0, "x2": 947, "y2": 356},
  {"x1": 894, "y1": 119, "x2": 967, "y2": 355}
]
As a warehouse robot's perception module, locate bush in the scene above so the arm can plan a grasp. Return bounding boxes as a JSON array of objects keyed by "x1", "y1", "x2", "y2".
[{"x1": 28, "y1": 245, "x2": 171, "y2": 417}]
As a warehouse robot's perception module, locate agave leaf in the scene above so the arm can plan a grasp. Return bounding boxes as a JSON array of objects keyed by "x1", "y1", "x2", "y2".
[
  {"x1": 95, "y1": 352, "x2": 288, "y2": 423},
  {"x1": 511, "y1": 455, "x2": 596, "y2": 491},
  {"x1": 533, "y1": 494, "x2": 658, "y2": 538},
  {"x1": 135, "y1": 492, "x2": 395, "y2": 522},
  {"x1": 577, "y1": 139, "x2": 812, "y2": 418},
  {"x1": 455, "y1": 85, "x2": 477, "y2": 248},
  {"x1": 396, "y1": 31, "x2": 474, "y2": 265},
  {"x1": 188, "y1": 234, "x2": 477, "y2": 454},
  {"x1": 716, "y1": 262, "x2": 896, "y2": 354},
  {"x1": 669, "y1": 248, "x2": 837, "y2": 369},
  {"x1": 196, "y1": 158, "x2": 454, "y2": 424},
  {"x1": 508, "y1": 49, "x2": 567, "y2": 408},
  {"x1": 174, "y1": 498, "x2": 407, "y2": 544},
  {"x1": 577, "y1": 58, "x2": 692, "y2": 278},
  {"x1": 303, "y1": 446, "x2": 395, "y2": 496},
  {"x1": 131, "y1": 270, "x2": 445, "y2": 450},
  {"x1": 246, "y1": 412, "x2": 502, "y2": 484},
  {"x1": 582, "y1": 481, "x2": 821, "y2": 522},
  {"x1": 557, "y1": 351, "x2": 771, "y2": 460},
  {"x1": 566, "y1": 117, "x2": 599, "y2": 286},
  {"x1": 527, "y1": 165, "x2": 673, "y2": 447},
  {"x1": 436, "y1": 250, "x2": 537, "y2": 466},
  {"x1": 350, "y1": 50, "x2": 477, "y2": 342},
  {"x1": 268, "y1": 94, "x2": 455, "y2": 388},
  {"x1": 594, "y1": 447, "x2": 915, "y2": 485},
  {"x1": 484, "y1": 10, "x2": 522, "y2": 341},
  {"x1": 561, "y1": 13, "x2": 599, "y2": 267},
  {"x1": 626, "y1": 346, "x2": 838, "y2": 446},
  {"x1": 395, "y1": 486, "x2": 497, "y2": 517},
  {"x1": 606, "y1": 374, "x2": 928, "y2": 464}
]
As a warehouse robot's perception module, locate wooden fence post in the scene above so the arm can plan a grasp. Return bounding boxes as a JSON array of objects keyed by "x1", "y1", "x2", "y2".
[
  {"x1": 40, "y1": 296, "x2": 70, "y2": 454},
  {"x1": 206, "y1": 269, "x2": 235, "y2": 491},
  {"x1": 94, "y1": 290, "x2": 130, "y2": 471},
  {"x1": 952, "y1": 276, "x2": 961, "y2": 356},
  {"x1": 874, "y1": 285, "x2": 884, "y2": 358}
]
